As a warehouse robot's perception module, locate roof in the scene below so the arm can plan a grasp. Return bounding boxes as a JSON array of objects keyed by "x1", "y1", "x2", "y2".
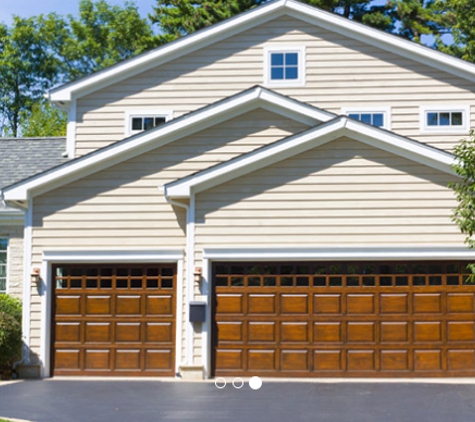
[
  {"x1": 3, "y1": 87, "x2": 333, "y2": 202},
  {"x1": 164, "y1": 116, "x2": 456, "y2": 199},
  {"x1": 49, "y1": 0, "x2": 475, "y2": 104},
  {"x1": 0, "y1": 137, "x2": 67, "y2": 189},
  {"x1": 0, "y1": 137, "x2": 67, "y2": 215}
]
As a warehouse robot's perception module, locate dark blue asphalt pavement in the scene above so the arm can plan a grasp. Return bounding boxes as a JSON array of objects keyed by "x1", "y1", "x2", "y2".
[{"x1": 1, "y1": 379, "x2": 475, "y2": 422}]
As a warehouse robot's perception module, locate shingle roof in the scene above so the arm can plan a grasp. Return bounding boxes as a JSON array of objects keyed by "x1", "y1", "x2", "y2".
[
  {"x1": 0, "y1": 137, "x2": 68, "y2": 189},
  {"x1": 0, "y1": 137, "x2": 67, "y2": 213}
]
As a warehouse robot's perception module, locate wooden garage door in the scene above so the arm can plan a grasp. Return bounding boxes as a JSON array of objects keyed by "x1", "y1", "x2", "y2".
[
  {"x1": 52, "y1": 264, "x2": 176, "y2": 376},
  {"x1": 213, "y1": 261, "x2": 475, "y2": 377}
]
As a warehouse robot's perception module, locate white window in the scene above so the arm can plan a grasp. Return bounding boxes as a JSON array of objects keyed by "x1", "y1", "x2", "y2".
[
  {"x1": 264, "y1": 46, "x2": 305, "y2": 87},
  {"x1": 342, "y1": 107, "x2": 391, "y2": 130},
  {"x1": 420, "y1": 105, "x2": 470, "y2": 133},
  {"x1": 0, "y1": 238, "x2": 7, "y2": 293},
  {"x1": 125, "y1": 110, "x2": 173, "y2": 136}
]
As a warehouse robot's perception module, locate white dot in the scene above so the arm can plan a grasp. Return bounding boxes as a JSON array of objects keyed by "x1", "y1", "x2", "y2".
[
  {"x1": 215, "y1": 377, "x2": 226, "y2": 389},
  {"x1": 249, "y1": 376, "x2": 262, "y2": 390},
  {"x1": 232, "y1": 377, "x2": 244, "y2": 389}
]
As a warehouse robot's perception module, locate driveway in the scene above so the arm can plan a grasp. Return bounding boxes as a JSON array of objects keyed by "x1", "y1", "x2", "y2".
[{"x1": 1, "y1": 379, "x2": 475, "y2": 422}]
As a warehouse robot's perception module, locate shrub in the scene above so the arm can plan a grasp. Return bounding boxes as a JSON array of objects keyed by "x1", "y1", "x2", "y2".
[{"x1": 0, "y1": 294, "x2": 22, "y2": 380}]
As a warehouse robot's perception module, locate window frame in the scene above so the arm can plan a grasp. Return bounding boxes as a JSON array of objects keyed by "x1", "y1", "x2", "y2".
[
  {"x1": 0, "y1": 238, "x2": 8, "y2": 294},
  {"x1": 264, "y1": 46, "x2": 306, "y2": 87},
  {"x1": 125, "y1": 110, "x2": 173, "y2": 136},
  {"x1": 342, "y1": 106, "x2": 391, "y2": 130},
  {"x1": 420, "y1": 105, "x2": 470, "y2": 134}
]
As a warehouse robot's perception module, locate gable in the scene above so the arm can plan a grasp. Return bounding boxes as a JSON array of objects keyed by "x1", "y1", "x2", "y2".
[{"x1": 195, "y1": 137, "x2": 464, "y2": 247}]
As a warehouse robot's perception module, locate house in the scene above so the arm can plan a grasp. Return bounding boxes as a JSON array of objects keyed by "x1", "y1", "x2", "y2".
[{"x1": 3, "y1": 0, "x2": 475, "y2": 379}]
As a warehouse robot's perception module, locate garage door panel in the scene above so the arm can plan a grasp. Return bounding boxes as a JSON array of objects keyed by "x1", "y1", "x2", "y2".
[
  {"x1": 347, "y1": 294, "x2": 375, "y2": 314},
  {"x1": 447, "y1": 294, "x2": 474, "y2": 313},
  {"x1": 53, "y1": 264, "x2": 176, "y2": 376},
  {"x1": 213, "y1": 261, "x2": 475, "y2": 377}
]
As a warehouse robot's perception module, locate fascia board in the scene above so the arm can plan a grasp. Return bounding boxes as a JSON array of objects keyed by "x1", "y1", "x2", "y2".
[
  {"x1": 166, "y1": 118, "x2": 347, "y2": 198},
  {"x1": 344, "y1": 120, "x2": 455, "y2": 174},
  {"x1": 285, "y1": 3, "x2": 475, "y2": 84},
  {"x1": 49, "y1": 2, "x2": 287, "y2": 102}
]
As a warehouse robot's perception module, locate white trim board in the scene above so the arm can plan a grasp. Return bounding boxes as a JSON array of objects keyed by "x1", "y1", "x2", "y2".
[
  {"x1": 49, "y1": 0, "x2": 475, "y2": 104},
  {"x1": 4, "y1": 86, "x2": 332, "y2": 202},
  {"x1": 165, "y1": 116, "x2": 456, "y2": 199}
]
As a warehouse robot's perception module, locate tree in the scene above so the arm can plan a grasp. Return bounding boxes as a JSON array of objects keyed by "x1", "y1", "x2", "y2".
[
  {"x1": 0, "y1": 17, "x2": 59, "y2": 137},
  {"x1": 0, "y1": 294, "x2": 22, "y2": 380},
  {"x1": 442, "y1": 0, "x2": 475, "y2": 63},
  {"x1": 450, "y1": 130, "x2": 475, "y2": 279},
  {"x1": 19, "y1": 100, "x2": 67, "y2": 138}
]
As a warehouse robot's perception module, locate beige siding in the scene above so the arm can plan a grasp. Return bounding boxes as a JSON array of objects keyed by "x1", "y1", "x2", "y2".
[
  {"x1": 29, "y1": 109, "x2": 308, "y2": 359},
  {"x1": 0, "y1": 224, "x2": 23, "y2": 299},
  {"x1": 195, "y1": 137, "x2": 465, "y2": 256},
  {"x1": 76, "y1": 15, "x2": 475, "y2": 155}
]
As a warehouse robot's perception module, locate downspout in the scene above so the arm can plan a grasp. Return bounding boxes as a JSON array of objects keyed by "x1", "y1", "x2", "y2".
[{"x1": 162, "y1": 189, "x2": 195, "y2": 366}]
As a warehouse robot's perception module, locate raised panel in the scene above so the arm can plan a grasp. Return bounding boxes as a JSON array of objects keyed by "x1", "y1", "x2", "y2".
[
  {"x1": 146, "y1": 295, "x2": 173, "y2": 315},
  {"x1": 115, "y1": 350, "x2": 140, "y2": 370},
  {"x1": 116, "y1": 295, "x2": 141, "y2": 315},
  {"x1": 447, "y1": 294, "x2": 474, "y2": 313},
  {"x1": 248, "y1": 322, "x2": 276, "y2": 342},
  {"x1": 347, "y1": 350, "x2": 375, "y2": 371},
  {"x1": 347, "y1": 322, "x2": 375, "y2": 342},
  {"x1": 56, "y1": 296, "x2": 81, "y2": 315},
  {"x1": 55, "y1": 350, "x2": 80, "y2": 370},
  {"x1": 281, "y1": 294, "x2": 308, "y2": 314},
  {"x1": 85, "y1": 350, "x2": 110, "y2": 370},
  {"x1": 85, "y1": 323, "x2": 111, "y2": 343},
  {"x1": 248, "y1": 350, "x2": 276, "y2": 371},
  {"x1": 248, "y1": 294, "x2": 275, "y2": 314},
  {"x1": 281, "y1": 322, "x2": 309, "y2": 342},
  {"x1": 447, "y1": 350, "x2": 475, "y2": 371},
  {"x1": 281, "y1": 350, "x2": 308, "y2": 371},
  {"x1": 414, "y1": 322, "x2": 442, "y2": 342},
  {"x1": 347, "y1": 294, "x2": 374, "y2": 314},
  {"x1": 314, "y1": 294, "x2": 341, "y2": 314},
  {"x1": 85, "y1": 296, "x2": 111, "y2": 315},
  {"x1": 313, "y1": 350, "x2": 342, "y2": 371},
  {"x1": 115, "y1": 323, "x2": 141, "y2": 342},
  {"x1": 216, "y1": 294, "x2": 243, "y2": 314},
  {"x1": 447, "y1": 322, "x2": 475, "y2": 342},
  {"x1": 381, "y1": 350, "x2": 409, "y2": 371},
  {"x1": 380, "y1": 294, "x2": 408, "y2": 314},
  {"x1": 414, "y1": 350, "x2": 441, "y2": 371},
  {"x1": 314, "y1": 323, "x2": 341, "y2": 342},
  {"x1": 145, "y1": 350, "x2": 173, "y2": 370},
  {"x1": 56, "y1": 323, "x2": 80, "y2": 343},
  {"x1": 413, "y1": 294, "x2": 441, "y2": 313},
  {"x1": 380, "y1": 322, "x2": 408, "y2": 343},
  {"x1": 216, "y1": 349, "x2": 243, "y2": 370},
  {"x1": 218, "y1": 322, "x2": 243, "y2": 342},
  {"x1": 146, "y1": 323, "x2": 173, "y2": 343}
]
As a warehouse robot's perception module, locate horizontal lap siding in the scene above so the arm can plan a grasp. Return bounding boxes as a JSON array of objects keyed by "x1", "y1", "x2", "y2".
[
  {"x1": 195, "y1": 137, "x2": 464, "y2": 257},
  {"x1": 76, "y1": 16, "x2": 475, "y2": 156},
  {"x1": 29, "y1": 109, "x2": 308, "y2": 355}
]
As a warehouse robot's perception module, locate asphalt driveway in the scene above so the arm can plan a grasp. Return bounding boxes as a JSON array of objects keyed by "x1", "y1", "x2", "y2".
[{"x1": 1, "y1": 379, "x2": 475, "y2": 422}]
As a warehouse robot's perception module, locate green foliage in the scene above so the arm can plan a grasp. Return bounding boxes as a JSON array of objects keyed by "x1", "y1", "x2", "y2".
[
  {"x1": 451, "y1": 130, "x2": 475, "y2": 281},
  {"x1": 19, "y1": 100, "x2": 67, "y2": 138},
  {"x1": 0, "y1": 294, "x2": 22, "y2": 380}
]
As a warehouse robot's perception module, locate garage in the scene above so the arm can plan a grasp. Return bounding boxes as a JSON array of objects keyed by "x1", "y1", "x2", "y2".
[
  {"x1": 52, "y1": 264, "x2": 176, "y2": 376},
  {"x1": 213, "y1": 261, "x2": 475, "y2": 377}
]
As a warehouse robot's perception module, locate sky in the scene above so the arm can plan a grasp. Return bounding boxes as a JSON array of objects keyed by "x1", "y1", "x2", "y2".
[{"x1": 0, "y1": 0, "x2": 156, "y2": 25}]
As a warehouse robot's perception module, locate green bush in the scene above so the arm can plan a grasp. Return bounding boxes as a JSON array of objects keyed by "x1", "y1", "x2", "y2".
[{"x1": 0, "y1": 294, "x2": 22, "y2": 380}]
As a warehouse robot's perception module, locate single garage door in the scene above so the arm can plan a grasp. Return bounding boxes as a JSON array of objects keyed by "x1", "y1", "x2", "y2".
[
  {"x1": 213, "y1": 261, "x2": 475, "y2": 377},
  {"x1": 52, "y1": 264, "x2": 176, "y2": 376}
]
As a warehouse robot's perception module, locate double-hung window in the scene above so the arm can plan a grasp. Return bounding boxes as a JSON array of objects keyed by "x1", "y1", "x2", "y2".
[
  {"x1": 0, "y1": 238, "x2": 7, "y2": 293},
  {"x1": 264, "y1": 46, "x2": 305, "y2": 87},
  {"x1": 420, "y1": 105, "x2": 470, "y2": 133},
  {"x1": 342, "y1": 107, "x2": 391, "y2": 130}
]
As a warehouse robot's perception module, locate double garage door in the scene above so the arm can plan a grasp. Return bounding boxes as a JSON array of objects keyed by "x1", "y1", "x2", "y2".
[
  {"x1": 52, "y1": 264, "x2": 176, "y2": 376},
  {"x1": 213, "y1": 261, "x2": 475, "y2": 377}
]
